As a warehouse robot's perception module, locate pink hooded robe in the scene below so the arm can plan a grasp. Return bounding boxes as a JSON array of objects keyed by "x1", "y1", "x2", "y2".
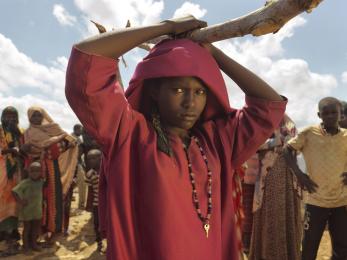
[{"x1": 65, "y1": 39, "x2": 286, "y2": 260}]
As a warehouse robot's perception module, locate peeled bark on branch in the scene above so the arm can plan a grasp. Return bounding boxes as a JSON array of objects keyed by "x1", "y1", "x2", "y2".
[
  {"x1": 90, "y1": 0, "x2": 324, "y2": 50},
  {"x1": 190, "y1": 0, "x2": 324, "y2": 42}
]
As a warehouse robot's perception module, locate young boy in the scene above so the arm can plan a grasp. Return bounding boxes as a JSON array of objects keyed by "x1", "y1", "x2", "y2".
[
  {"x1": 284, "y1": 97, "x2": 347, "y2": 260},
  {"x1": 12, "y1": 161, "x2": 43, "y2": 252},
  {"x1": 84, "y1": 149, "x2": 103, "y2": 252}
]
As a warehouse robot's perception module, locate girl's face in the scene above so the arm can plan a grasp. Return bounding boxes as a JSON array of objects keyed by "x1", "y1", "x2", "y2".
[
  {"x1": 30, "y1": 111, "x2": 43, "y2": 125},
  {"x1": 152, "y1": 76, "x2": 207, "y2": 136}
]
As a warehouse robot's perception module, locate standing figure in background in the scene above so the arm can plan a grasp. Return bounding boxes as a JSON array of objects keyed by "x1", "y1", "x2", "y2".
[
  {"x1": 241, "y1": 154, "x2": 258, "y2": 254},
  {"x1": 71, "y1": 124, "x2": 86, "y2": 210},
  {"x1": 85, "y1": 149, "x2": 103, "y2": 252},
  {"x1": 81, "y1": 130, "x2": 100, "y2": 213},
  {"x1": 284, "y1": 97, "x2": 347, "y2": 260},
  {"x1": 23, "y1": 106, "x2": 79, "y2": 246},
  {"x1": 0, "y1": 106, "x2": 24, "y2": 256},
  {"x1": 12, "y1": 161, "x2": 43, "y2": 253},
  {"x1": 248, "y1": 114, "x2": 302, "y2": 260}
]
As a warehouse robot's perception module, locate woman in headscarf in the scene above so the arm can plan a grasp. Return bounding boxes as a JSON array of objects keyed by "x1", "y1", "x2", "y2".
[
  {"x1": 247, "y1": 114, "x2": 303, "y2": 260},
  {"x1": 0, "y1": 106, "x2": 24, "y2": 256},
  {"x1": 23, "y1": 106, "x2": 78, "y2": 245}
]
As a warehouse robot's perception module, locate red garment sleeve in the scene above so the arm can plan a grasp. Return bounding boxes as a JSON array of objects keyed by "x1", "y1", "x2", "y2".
[
  {"x1": 229, "y1": 96, "x2": 287, "y2": 168},
  {"x1": 65, "y1": 47, "x2": 134, "y2": 155}
]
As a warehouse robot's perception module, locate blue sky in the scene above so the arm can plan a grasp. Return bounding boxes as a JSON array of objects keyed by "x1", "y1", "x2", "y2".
[{"x1": 0, "y1": 0, "x2": 346, "y2": 130}]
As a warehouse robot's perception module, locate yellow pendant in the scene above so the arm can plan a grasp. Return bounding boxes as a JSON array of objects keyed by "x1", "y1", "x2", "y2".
[{"x1": 204, "y1": 223, "x2": 210, "y2": 238}]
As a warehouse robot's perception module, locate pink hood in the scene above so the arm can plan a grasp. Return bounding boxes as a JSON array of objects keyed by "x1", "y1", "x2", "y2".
[{"x1": 125, "y1": 39, "x2": 232, "y2": 121}]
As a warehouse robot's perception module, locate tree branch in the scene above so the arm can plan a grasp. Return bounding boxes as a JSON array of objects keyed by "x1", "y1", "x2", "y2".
[{"x1": 189, "y1": 0, "x2": 324, "y2": 42}]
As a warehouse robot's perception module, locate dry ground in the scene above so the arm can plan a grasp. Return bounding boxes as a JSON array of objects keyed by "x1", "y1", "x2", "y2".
[{"x1": 0, "y1": 192, "x2": 332, "y2": 260}]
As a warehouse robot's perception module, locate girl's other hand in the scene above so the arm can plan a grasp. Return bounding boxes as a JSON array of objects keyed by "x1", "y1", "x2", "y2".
[{"x1": 163, "y1": 15, "x2": 207, "y2": 36}]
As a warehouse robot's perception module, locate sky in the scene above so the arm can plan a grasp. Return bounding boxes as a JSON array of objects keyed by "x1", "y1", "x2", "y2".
[{"x1": 0, "y1": 0, "x2": 346, "y2": 131}]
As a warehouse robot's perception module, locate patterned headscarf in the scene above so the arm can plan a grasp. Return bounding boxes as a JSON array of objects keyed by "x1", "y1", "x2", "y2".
[
  {"x1": 24, "y1": 106, "x2": 67, "y2": 158},
  {"x1": 1, "y1": 106, "x2": 21, "y2": 139}
]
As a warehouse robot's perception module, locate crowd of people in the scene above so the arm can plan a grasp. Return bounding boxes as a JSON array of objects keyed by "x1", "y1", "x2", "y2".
[
  {"x1": 0, "y1": 107, "x2": 103, "y2": 256},
  {"x1": 0, "y1": 15, "x2": 347, "y2": 260}
]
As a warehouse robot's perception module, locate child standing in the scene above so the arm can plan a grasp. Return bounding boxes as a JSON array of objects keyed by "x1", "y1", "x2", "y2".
[
  {"x1": 66, "y1": 15, "x2": 286, "y2": 260},
  {"x1": 84, "y1": 149, "x2": 103, "y2": 252},
  {"x1": 12, "y1": 161, "x2": 43, "y2": 252},
  {"x1": 284, "y1": 97, "x2": 347, "y2": 260}
]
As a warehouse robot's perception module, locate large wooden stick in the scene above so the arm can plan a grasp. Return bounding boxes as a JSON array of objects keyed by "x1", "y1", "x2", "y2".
[
  {"x1": 189, "y1": 0, "x2": 324, "y2": 42},
  {"x1": 91, "y1": 0, "x2": 324, "y2": 48}
]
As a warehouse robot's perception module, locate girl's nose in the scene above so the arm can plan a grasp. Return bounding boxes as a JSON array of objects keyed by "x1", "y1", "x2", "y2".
[{"x1": 182, "y1": 91, "x2": 195, "y2": 108}]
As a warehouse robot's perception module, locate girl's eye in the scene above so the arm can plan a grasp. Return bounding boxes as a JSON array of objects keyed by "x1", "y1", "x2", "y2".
[
  {"x1": 174, "y1": 88, "x2": 184, "y2": 94},
  {"x1": 196, "y1": 89, "x2": 206, "y2": 95}
]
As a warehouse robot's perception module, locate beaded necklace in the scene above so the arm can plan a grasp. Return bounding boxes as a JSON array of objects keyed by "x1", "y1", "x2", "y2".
[{"x1": 183, "y1": 136, "x2": 212, "y2": 238}]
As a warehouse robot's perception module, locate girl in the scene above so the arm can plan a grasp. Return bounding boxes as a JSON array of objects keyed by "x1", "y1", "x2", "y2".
[
  {"x1": 66, "y1": 16, "x2": 286, "y2": 260},
  {"x1": 23, "y1": 107, "x2": 78, "y2": 245}
]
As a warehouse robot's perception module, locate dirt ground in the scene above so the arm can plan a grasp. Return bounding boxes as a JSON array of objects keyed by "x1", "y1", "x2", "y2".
[
  {"x1": 0, "y1": 190, "x2": 333, "y2": 260},
  {"x1": 0, "y1": 190, "x2": 106, "y2": 260}
]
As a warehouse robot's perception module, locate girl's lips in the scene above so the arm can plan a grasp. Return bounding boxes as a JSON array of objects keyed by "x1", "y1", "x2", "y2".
[{"x1": 180, "y1": 113, "x2": 198, "y2": 120}]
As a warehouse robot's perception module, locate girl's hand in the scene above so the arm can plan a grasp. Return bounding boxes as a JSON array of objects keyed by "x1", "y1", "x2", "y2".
[
  {"x1": 163, "y1": 15, "x2": 207, "y2": 36},
  {"x1": 341, "y1": 172, "x2": 347, "y2": 186}
]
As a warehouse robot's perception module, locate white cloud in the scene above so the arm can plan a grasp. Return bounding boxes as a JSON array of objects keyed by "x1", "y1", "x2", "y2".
[
  {"x1": 173, "y1": 2, "x2": 207, "y2": 19},
  {"x1": 53, "y1": 4, "x2": 77, "y2": 26},
  {"x1": 0, "y1": 33, "x2": 78, "y2": 131},
  {"x1": 215, "y1": 16, "x2": 337, "y2": 128},
  {"x1": 73, "y1": 0, "x2": 164, "y2": 35},
  {"x1": 342, "y1": 71, "x2": 347, "y2": 84},
  {"x1": 0, "y1": 95, "x2": 77, "y2": 131},
  {"x1": 0, "y1": 34, "x2": 67, "y2": 100},
  {"x1": 0, "y1": 6, "x2": 341, "y2": 132}
]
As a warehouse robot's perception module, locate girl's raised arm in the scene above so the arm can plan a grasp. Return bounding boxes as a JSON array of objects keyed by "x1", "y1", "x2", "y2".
[{"x1": 76, "y1": 16, "x2": 207, "y2": 59}]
